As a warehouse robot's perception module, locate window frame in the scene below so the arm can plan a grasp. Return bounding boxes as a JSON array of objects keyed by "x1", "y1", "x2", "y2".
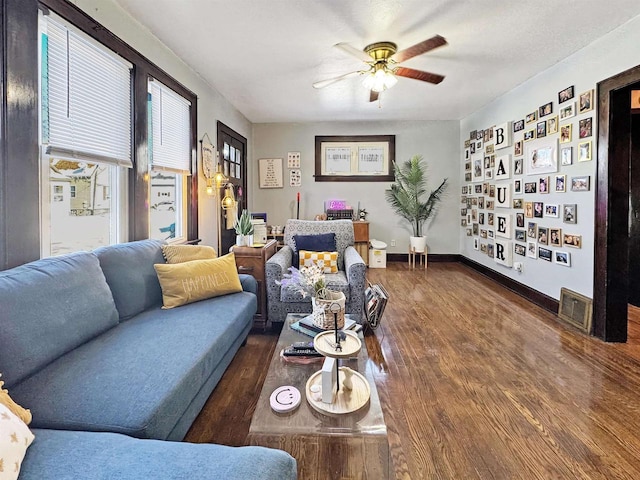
[{"x1": 40, "y1": 0, "x2": 199, "y2": 244}]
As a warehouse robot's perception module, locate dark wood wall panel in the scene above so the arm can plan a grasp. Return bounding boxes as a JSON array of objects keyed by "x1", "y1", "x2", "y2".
[{"x1": 0, "y1": 0, "x2": 40, "y2": 269}]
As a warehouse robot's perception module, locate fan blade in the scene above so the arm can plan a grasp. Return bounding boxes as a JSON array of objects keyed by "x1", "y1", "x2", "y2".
[
  {"x1": 392, "y1": 35, "x2": 447, "y2": 63},
  {"x1": 369, "y1": 90, "x2": 379, "y2": 103},
  {"x1": 334, "y1": 42, "x2": 373, "y2": 62},
  {"x1": 395, "y1": 67, "x2": 445, "y2": 85},
  {"x1": 312, "y1": 71, "x2": 361, "y2": 89}
]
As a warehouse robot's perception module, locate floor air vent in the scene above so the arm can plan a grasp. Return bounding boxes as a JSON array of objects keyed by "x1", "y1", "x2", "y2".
[{"x1": 558, "y1": 288, "x2": 593, "y2": 334}]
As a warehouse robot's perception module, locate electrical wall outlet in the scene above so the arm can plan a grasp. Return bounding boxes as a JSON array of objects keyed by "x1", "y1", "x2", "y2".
[
  {"x1": 390, "y1": 239, "x2": 396, "y2": 247},
  {"x1": 514, "y1": 262, "x2": 523, "y2": 272}
]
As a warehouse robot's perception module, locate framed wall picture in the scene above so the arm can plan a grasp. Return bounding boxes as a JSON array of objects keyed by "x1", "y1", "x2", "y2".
[
  {"x1": 559, "y1": 102, "x2": 576, "y2": 120},
  {"x1": 579, "y1": 117, "x2": 593, "y2": 138},
  {"x1": 560, "y1": 146, "x2": 573, "y2": 166},
  {"x1": 525, "y1": 137, "x2": 558, "y2": 175},
  {"x1": 555, "y1": 174, "x2": 566, "y2": 192},
  {"x1": 314, "y1": 135, "x2": 394, "y2": 181},
  {"x1": 571, "y1": 175, "x2": 590, "y2": 191},
  {"x1": 539, "y1": 102, "x2": 553, "y2": 117},
  {"x1": 258, "y1": 158, "x2": 284, "y2": 188},
  {"x1": 555, "y1": 251, "x2": 571, "y2": 267},
  {"x1": 579, "y1": 89, "x2": 594, "y2": 113},
  {"x1": 558, "y1": 85, "x2": 575, "y2": 103},
  {"x1": 560, "y1": 124, "x2": 572, "y2": 143},
  {"x1": 563, "y1": 233, "x2": 582, "y2": 248},
  {"x1": 547, "y1": 116, "x2": 558, "y2": 135},
  {"x1": 578, "y1": 141, "x2": 592, "y2": 162},
  {"x1": 563, "y1": 204, "x2": 577, "y2": 224}
]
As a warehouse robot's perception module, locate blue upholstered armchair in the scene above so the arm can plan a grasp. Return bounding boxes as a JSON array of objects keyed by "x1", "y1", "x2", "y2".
[{"x1": 265, "y1": 219, "x2": 367, "y2": 324}]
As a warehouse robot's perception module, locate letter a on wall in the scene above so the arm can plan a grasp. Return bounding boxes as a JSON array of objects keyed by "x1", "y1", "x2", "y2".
[
  {"x1": 496, "y1": 184, "x2": 511, "y2": 208},
  {"x1": 494, "y1": 239, "x2": 513, "y2": 267},
  {"x1": 494, "y1": 154, "x2": 511, "y2": 181},
  {"x1": 494, "y1": 122, "x2": 512, "y2": 150}
]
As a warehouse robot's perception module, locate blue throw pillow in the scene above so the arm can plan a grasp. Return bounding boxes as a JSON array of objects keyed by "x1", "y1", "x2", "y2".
[{"x1": 292, "y1": 233, "x2": 337, "y2": 268}]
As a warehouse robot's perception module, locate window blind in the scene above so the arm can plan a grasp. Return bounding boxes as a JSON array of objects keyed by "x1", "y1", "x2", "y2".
[
  {"x1": 149, "y1": 79, "x2": 192, "y2": 175},
  {"x1": 45, "y1": 15, "x2": 133, "y2": 168}
]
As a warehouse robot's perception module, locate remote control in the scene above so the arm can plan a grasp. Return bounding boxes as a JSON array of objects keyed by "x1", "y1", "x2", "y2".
[
  {"x1": 283, "y1": 347, "x2": 322, "y2": 357},
  {"x1": 292, "y1": 341, "x2": 314, "y2": 350}
]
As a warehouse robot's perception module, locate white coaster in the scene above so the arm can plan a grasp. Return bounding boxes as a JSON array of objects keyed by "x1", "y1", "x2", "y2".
[{"x1": 270, "y1": 386, "x2": 301, "y2": 413}]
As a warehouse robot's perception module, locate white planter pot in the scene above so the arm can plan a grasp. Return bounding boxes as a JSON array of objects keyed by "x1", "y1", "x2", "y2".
[
  {"x1": 236, "y1": 234, "x2": 253, "y2": 247},
  {"x1": 236, "y1": 234, "x2": 245, "y2": 246},
  {"x1": 409, "y1": 236, "x2": 427, "y2": 253}
]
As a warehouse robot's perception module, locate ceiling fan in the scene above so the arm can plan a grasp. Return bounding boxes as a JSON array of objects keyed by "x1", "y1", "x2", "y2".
[{"x1": 313, "y1": 35, "x2": 447, "y2": 102}]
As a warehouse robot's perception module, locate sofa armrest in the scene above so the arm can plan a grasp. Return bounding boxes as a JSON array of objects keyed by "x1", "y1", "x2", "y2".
[
  {"x1": 344, "y1": 245, "x2": 366, "y2": 281},
  {"x1": 239, "y1": 274, "x2": 258, "y2": 295}
]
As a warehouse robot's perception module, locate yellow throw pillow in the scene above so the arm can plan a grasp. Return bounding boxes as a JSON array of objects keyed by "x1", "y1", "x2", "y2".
[
  {"x1": 0, "y1": 403, "x2": 35, "y2": 480},
  {"x1": 299, "y1": 250, "x2": 338, "y2": 273},
  {"x1": 0, "y1": 381, "x2": 31, "y2": 425},
  {"x1": 154, "y1": 253, "x2": 242, "y2": 309},
  {"x1": 162, "y1": 244, "x2": 217, "y2": 264}
]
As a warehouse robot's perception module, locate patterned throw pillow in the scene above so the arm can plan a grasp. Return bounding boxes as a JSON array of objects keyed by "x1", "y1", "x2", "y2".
[
  {"x1": 161, "y1": 244, "x2": 217, "y2": 264},
  {"x1": 0, "y1": 403, "x2": 35, "y2": 480},
  {"x1": 0, "y1": 382, "x2": 31, "y2": 426},
  {"x1": 299, "y1": 250, "x2": 338, "y2": 273},
  {"x1": 154, "y1": 253, "x2": 242, "y2": 309}
]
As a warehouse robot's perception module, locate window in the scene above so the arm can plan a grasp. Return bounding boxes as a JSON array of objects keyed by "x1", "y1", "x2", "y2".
[
  {"x1": 39, "y1": 12, "x2": 132, "y2": 256},
  {"x1": 148, "y1": 79, "x2": 191, "y2": 242}
]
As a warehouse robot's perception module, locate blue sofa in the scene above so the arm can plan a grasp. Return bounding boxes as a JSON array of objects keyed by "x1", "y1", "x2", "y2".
[{"x1": 0, "y1": 239, "x2": 296, "y2": 479}]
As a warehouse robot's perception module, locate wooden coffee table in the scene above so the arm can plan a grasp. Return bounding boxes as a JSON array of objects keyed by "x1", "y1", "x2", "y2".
[{"x1": 247, "y1": 313, "x2": 390, "y2": 479}]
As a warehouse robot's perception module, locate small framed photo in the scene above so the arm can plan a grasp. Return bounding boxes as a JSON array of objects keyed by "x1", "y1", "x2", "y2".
[
  {"x1": 488, "y1": 230, "x2": 495, "y2": 239},
  {"x1": 514, "y1": 157, "x2": 524, "y2": 175},
  {"x1": 558, "y1": 86, "x2": 574, "y2": 104},
  {"x1": 563, "y1": 204, "x2": 577, "y2": 224},
  {"x1": 545, "y1": 204, "x2": 559, "y2": 218},
  {"x1": 480, "y1": 229, "x2": 487, "y2": 239},
  {"x1": 489, "y1": 184, "x2": 495, "y2": 197},
  {"x1": 579, "y1": 89, "x2": 594, "y2": 113},
  {"x1": 539, "y1": 102, "x2": 553, "y2": 118},
  {"x1": 560, "y1": 124, "x2": 572, "y2": 143},
  {"x1": 549, "y1": 227, "x2": 562, "y2": 246},
  {"x1": 474, "y1": 238, "x2": 479, "y2": 250},
  {"x1": 513, "y1": 198, "x2": 523, "y2": 209},
  {"x1": 524, "y1": 182, "x2": 537, "y2": 194},
  {"x1": 473, "y1": 223, "x2": 479, "y2": 235},
  {"x1": 536, "y1": 121, "x2": 547, "y2": 138},
  {"x1": 478, "y1": 196, "x2": 485, "y2": 209},
  {"x1": 483, "y1": 129, "x2": 491, "y2": 143},
  {"x1": 539, "y1": 176, "x2": 550, "y2": 194},
  {"x1": 488, "y1": 213, "x2": 495, "y2": 225},
  {"x1": 487, "y1": 243, "x2": 494, "y2": 257},
  {"x1": 477, "y1": 130, "x2": 484, "y2": 141},
  {"x1": 578, "y1": 141, "x2": 592, "y2": 162},
  {"x1": 486, "y1": 199, "x2": 495, "y2": 210},
  {"x1": 466, "y1": 228, "x2": 472, "y2": 236},
  {"x1": 486, "y1": 144, "x2": 495, "y2": 154},
  {"x1": 514, "y1": 243, "x2": 526, "y2": 256},
  {"x1": 516, "y1": 212, "x2": 525, "y2": 228},
  {"x1": 538, "y1": 226, "x2": 549, "y2": 244},
  {"x1": 539, "y1": 247, "x2": 552, "y2": 262},
  {"x1": 555, "y1": 174, "x2": 566, "y2": 192},
  {"x1": 465, "y1": 161, "x2": 472, "y2": 171},
  {"x1": 465, "y1": 172, "x2": 472, "y2": 182},
  {"x1": 514, "y1": 179, "x2": 522, "y2": 194},
  {"x1": 479, "y1": 212, "x2": 485, "y2": 225},
  {"x1": 533, "y1": 201, "x2": 544, "y2": 218},
  {"x1": 524, "y1": 201, "x2": 534, "y2": 218},
  {"x1": 571, "y1": 175, "x2": 590, "y2": 191},
  {"x1": 527, "y1": 221, "x2": 537, "y2": 239},
  {"x1": 526, "y1": 111, "x2": 537, "y2": 124},
  {"x1": 559, "y1": 102, "x2": 576, "y2": 120},
  {"x1": 475, "y1": 184, "x2": 483, "y2": 194},
  {"x1": 547, "y1": 116, "x2": 558, "y2": 135},
  {"x1": 563, "y1": 233, "x2": 582, "y2": 248},
  {"x1": 514, "y1": 140, "x2": 523, "y2": 157},
  {"x1": 524, "y1": 129, "x2": 536, "y2": 142},
  {"x1": 579, "y1": 117, "x2": 593, "y2": 138},
  {"x1": 555, "y1": 251, "x2": 571, "y2": 267},
  {"x1": 470, "y1": 142, "x2": 476, "y2": 154},
  {"x1": 464, "y1": 139, "x2": 471, "y2": 148},
  {"x1": 462, "y1": 185, "x2": 468, "y2": 194},
  {"x1": 515, "y1": 229, "x2": 526, "y2": 241},
  {"x1": 560, "y1": 146, "x2": 573, "y2": 166},
  {"x1": 461, "y1": 218, "x2": 467, "y2": 227},
  {"x1": 527, "y1": 241, "x2": 537, "y2": 258},
  {"x1": 470, "y1": 130, "x2": 477, "y2": 140},
  {"x1": 514, "y1": 119, "x2": 525, "y2": 132}
]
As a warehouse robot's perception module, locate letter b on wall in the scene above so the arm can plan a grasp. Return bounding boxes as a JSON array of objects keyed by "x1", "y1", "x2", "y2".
[{"x1": 494, "y1": 122, "x2": 512, "y2": 150}]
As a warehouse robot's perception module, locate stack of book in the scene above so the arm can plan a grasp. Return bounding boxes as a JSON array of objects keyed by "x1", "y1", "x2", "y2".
[{"x1": 290, "y1": 314, "x2": 357, "y2": 338}]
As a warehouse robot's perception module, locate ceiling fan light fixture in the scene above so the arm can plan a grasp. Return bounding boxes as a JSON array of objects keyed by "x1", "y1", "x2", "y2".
[{"x1": 363, "y1": 68, "x2": 397, "y2": 93}]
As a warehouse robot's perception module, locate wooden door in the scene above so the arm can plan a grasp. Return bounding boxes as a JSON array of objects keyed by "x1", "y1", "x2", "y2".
[
  {"x1": 217, "y1": 122, "x2": 247, "y2": 255},
  {"x1": 629, "y1": 96, "x2": 640, "y2": 306}
]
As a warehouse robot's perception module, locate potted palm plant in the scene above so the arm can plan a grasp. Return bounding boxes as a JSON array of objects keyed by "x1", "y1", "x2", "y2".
[
  {"x1": 234, "y1": 209, "x2": 254, "y2": 246},
  {"x1": 385, "y1": 155, "x2": 448, "y2": 253}
]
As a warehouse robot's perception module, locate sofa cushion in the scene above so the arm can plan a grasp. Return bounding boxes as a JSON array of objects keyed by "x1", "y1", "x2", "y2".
[
  {"x1": 95, "y1": 239, "x2": 165, "y2": 320},
  {"x1": 10, "y1": 292, "x2": 257, "y2": 440},
  {"x1": 162, "y1": 244, "x2": 217, "y2": 264},
  {"x1": 0, "y1": 252, "x2": 119, "y2": 386},
  {"x1": 154, "y1": 253, "x2": 243, "y2": 308},
  {"x1": 292, "y1": 232, "x2": 336, "y2": 267},
  {"x1": 21, "y1": 429, "x2": 297, "y2": 480},
  {"x1": 0, "y1": 404, "x2": 35, "y2": 480}
]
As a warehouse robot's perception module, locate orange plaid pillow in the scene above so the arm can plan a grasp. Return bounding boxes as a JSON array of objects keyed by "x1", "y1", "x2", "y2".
[{"x1": 299, "y1": 250, "x2": 338, "y2": 273}]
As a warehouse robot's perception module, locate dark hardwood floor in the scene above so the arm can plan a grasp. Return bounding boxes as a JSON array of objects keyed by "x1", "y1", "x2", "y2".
[{"x1": 185, "y1": 262, "x2": 640, "y2": 479}]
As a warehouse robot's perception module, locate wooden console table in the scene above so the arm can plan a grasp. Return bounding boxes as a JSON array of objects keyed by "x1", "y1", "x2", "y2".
[
  {"x1": 231, "y1": 239, "x2": 278, "y2": 331},
  {"x1": 353, "y1": 221, "x2": 369, "y2": 266}
]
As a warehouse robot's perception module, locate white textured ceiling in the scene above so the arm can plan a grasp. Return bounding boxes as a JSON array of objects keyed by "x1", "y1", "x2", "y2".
[{"x1": 113, "y1": 0, "x2": 640, "y2": 123}]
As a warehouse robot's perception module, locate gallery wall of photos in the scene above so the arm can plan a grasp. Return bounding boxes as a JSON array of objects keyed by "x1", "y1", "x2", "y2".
[{"x1": 461, "y1": 85, "x2": 594, "y2": 270}]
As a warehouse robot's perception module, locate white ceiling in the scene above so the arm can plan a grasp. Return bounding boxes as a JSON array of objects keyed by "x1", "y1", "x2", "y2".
[{"x1": 114, "y1": 0, "x2": 640, "y2": 123}]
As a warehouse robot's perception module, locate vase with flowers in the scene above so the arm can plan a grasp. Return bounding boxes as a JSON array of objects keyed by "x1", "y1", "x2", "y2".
[{"x1": 278, "y1": 263, "x2": 345, "y2": 329}]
